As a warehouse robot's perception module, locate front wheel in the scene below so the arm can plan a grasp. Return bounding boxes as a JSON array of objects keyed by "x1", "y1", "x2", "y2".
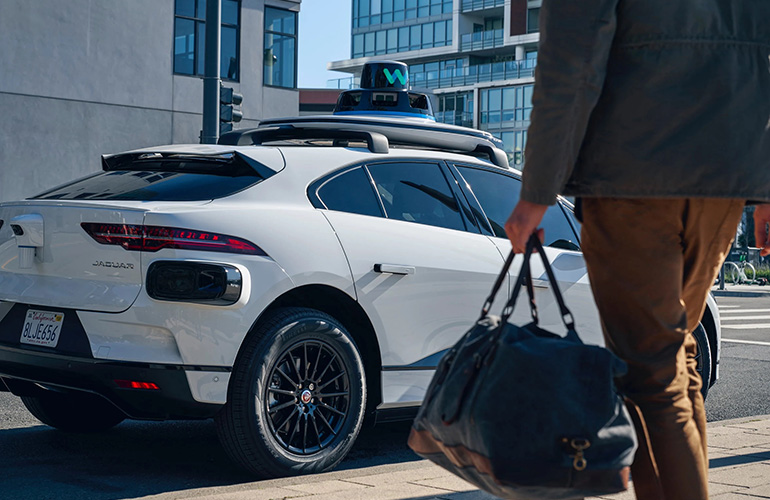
[
  {"x1": 692, "y1": 323, "x2": 712, "y2": 400},
  {"x1": 216, "y1": 308, "x2": 366, "y2": 478}
]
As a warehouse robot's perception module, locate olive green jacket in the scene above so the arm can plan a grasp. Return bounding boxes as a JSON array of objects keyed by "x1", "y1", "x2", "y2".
[{"x1": 521, "y1": 0, "x2": 770, "y2": 205}]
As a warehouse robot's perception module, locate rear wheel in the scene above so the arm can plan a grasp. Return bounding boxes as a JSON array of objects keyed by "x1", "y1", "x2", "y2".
[
  {"x1": 21, "y1": 391, "x2": 126, "y2": 432},
  {"x1": 216, "y1": 307, "x2": 366, "y2": 478}
]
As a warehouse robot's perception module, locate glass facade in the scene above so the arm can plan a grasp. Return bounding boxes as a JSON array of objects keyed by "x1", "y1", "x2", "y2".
[
  {"x1": 435, "y1": 91, "x2": 474, "y2": 128},
  {"x1": 264, "y1": 7, "x2": 297, "y2": 88},
  {"x1": 173, "y1": 0, "x2": 240, "y2": 81},
  {"x1": 353, "y1": 0, "x2": 453, "y2": 28},
  {"x1": 341, "y1": 2, "x2": 543, "y2": 169},
  {"x1": 409, "y1": 56, "x2": 536, "y2": 89},
  {"x1": 352, "y1": 19, "x2": 452, "y2": 58},
  {"x1": 479, "y1": 84, "x2": 533, "y2": 166}
]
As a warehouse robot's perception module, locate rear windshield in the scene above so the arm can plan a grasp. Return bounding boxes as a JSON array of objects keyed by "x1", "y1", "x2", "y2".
[{"x1": 31, "y1": 155, "x2": 266, "y2": 201}]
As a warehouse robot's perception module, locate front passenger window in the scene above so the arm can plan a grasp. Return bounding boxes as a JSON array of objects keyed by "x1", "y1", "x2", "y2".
[
  {"x1": 457, "y1": 166, "x2": 579, "y2": 248},
  {"x1": 367, "y1": 162, "x2": 466, "y2": 231}
]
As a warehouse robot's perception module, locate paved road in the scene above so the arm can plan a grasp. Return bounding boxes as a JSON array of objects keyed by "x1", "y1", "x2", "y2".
[{"x1": 705, "y1": 295, "x2": 770, "y2": 421}]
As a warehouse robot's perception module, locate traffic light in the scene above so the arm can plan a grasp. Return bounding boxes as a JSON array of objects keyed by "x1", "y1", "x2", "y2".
[{"x1": 220, "y1": 86, "x2": 243, "y2": 135}]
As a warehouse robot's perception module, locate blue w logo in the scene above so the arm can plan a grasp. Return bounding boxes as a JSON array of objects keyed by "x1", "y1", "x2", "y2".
[{"x1": 382, "y1": 68, "x2": 408, "y2": 86}]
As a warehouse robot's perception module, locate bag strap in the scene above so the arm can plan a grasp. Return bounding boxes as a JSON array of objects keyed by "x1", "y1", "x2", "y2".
[
  {"x1": 478, "y1": 250, "x2": 515, "y2": 319},
  {"x1": 501, "y1": 234, "x2": 576, "y2": 331}
]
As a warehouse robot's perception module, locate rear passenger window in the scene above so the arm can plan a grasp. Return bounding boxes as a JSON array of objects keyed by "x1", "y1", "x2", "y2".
[
  {"x1": 367, "y1": 162, "x2": 465, "y2": 231},
  {"x1": 457, "y1": 166, "x2": 579, "y2": 248},
  {"x1": 316, "y1": 167, "x2": 383, "y2": 217}
]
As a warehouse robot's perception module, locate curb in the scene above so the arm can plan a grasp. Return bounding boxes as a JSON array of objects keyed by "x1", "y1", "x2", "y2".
[
  {"x1": 711, "y1": 289, "x2": 770, "y2": 298},
  {"x1": 707, "y1": 414, "x2": 770, "y2": 428}
]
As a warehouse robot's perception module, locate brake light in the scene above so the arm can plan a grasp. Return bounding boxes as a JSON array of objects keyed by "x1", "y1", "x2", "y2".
[
  {"x1": 81, "y1": 223, "x2": 266, "y2": 255},
  {"x1": 115, "y1": 380, "x2": 160, "y2": 390}
]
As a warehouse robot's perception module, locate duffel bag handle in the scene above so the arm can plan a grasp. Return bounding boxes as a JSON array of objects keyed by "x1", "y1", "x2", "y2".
[
  {"x1": 502, "y1": 234, "x2": 576, "y2": 332},
  {"x1": 478, "y1": 251, "x2": 515, "y2": 319}
]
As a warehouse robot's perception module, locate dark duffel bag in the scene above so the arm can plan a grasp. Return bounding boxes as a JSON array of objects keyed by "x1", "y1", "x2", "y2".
[{"x1": 408, "y1": 235, "x2": 637, "y2": 500}]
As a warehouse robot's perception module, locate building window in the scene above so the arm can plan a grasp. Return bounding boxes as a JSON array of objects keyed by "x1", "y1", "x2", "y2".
[
  {"x1": 480, "y1": 84, "x2": 533, "y2": 126},
  {"x1": 173, "y1": 0, "x2": 240, "y2": 81},
  {"x1": 351, "y1": 20, "x2": 453, "y2": 58},
  {"x1": 264, "y1": 7, "x2": 298, "y2": 89},
  {"x1": 527, "y1": 7, "x2": 540, "y2": 33},
  {"x1": 354, "y1": 0, "x2": 452, "y2": 28},
  {"x1": 436, "y1": 91, "x2": 474, "y2": 128},
  {"x1": 479, "y1": 84, "x2": 533, "y2": 165}
]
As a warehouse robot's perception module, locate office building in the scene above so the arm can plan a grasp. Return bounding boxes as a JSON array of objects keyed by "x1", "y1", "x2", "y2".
[
  {"x1": 328, "y1": 0, "x2": 539, "y2": 167},
  {"x1": 0, "y1": 0, "x2": 301, "y2": 201}
]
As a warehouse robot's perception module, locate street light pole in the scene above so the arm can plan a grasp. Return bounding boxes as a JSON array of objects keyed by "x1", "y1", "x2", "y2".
[{"x1": 201, "y1": 0, "x2": 221, "y2": 144}]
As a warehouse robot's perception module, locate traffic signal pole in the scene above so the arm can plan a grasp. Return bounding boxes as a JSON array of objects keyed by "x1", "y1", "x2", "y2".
[{"x1": 201, "y1": 0, "x2": 221, "y2": 144}]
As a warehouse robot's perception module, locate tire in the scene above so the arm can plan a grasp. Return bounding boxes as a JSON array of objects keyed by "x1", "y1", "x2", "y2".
[
  {"x1": 692, "y1": 323, "x2": 713, "y2": 400},
  {"x1": 215, "y1": 307, "x2": 366, "y2": 478},
  {"x1": 21, "y1": 391, "x2": 126, "y2": 432}
]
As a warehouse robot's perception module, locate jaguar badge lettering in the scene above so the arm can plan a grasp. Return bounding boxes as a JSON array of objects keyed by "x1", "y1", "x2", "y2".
[{"x1": 93, "y1": 260, "x2": 134, "y2": 270}]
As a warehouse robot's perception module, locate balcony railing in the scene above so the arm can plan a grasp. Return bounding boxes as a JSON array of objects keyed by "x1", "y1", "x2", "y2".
[
  {"x1": 461, "y1": 0, "x2": 506, "y2": 12},
  {"x1": 434, "y1": 111, "x2": 474, "y2": 128},
  {"x1": 327, "y1": 77, "x2": 357, "y2": 90},
  {"x1": 411, "y1": 59, "x2": 536, "y2": 90},
  {"x1": 326, "y1": 58, "x2": 537, "y2": 93},
  {"x1": 461, "y1": 29, "x2": 505, "y2": 51}
]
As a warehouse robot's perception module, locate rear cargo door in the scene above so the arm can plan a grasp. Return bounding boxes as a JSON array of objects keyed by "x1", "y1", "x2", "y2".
[{"x1": 0, "y1": 202, "x2": 147, "y2": 313}]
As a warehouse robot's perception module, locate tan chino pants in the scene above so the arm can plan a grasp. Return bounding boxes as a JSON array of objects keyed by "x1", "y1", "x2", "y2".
[{"x1": 580, "y1": 198, "x2": 745, "y2": 500}]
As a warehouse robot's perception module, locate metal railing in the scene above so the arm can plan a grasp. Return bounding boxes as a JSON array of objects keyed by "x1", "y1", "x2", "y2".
[
  {"x1": 434, "y1": 111, "x2": 474, "y2": 128},
  {"x1": 461, "y1": 0, "x2": 506, "y2": 12},
  {"x1": 327, "y1": 77, "x2": 357, "y2": 90},
  {"x1": 461, "y1": 29, "x2": 505, "y2": 51},
  {"x1": 411, "y1": 60, "x2": 536, "y2": 90},
  {"x1": 326, "y1": 59, "x2": 537, "y2": 92}
]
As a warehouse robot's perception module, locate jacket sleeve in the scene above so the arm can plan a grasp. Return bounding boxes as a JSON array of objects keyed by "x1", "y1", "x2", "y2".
[{"x1": 520, "y1": 0, "x2": 620, "y2": 205}]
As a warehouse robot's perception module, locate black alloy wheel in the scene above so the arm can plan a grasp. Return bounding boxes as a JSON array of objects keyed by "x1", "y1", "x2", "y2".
[
  {"x1": 266, "y1": 339, "x2": 351, "y2": 455},
  {"x1": 216, "y1": 307, "x2": 366, "y2": 478}
]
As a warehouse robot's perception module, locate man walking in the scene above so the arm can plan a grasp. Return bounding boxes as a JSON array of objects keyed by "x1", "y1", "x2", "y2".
[{"x1": 504, "y1": 0, "x2": 770, "y2": 498}]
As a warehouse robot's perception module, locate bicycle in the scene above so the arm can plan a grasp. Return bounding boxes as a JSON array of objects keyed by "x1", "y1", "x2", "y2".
[{"x1": 723, "y1": 258, "x2": 756, "y2": 284}]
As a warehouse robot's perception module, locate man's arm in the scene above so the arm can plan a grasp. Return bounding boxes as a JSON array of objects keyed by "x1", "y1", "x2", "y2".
[
  {"x1": 754, "y1": 204, "x2": 770, "y2": 257},
  {"x1": 520, "y1": 0, "x2": 620, "y2": 205}
]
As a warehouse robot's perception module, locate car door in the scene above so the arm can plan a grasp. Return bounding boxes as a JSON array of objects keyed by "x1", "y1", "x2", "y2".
[
  {"x1": 450, "y1": 164, "x2": 604, "y2": 346},
  {"x1": 313, "y1": 161, "x2": 506, "y2": 406}
]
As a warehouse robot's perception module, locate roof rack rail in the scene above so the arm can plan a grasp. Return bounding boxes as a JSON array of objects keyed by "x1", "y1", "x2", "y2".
[
  {"x1": 220, "y1": 117, "x2": 510, "y2": 169},
  {"x1": 218, "y1": 126, "x2": 390, "y2": 154}
]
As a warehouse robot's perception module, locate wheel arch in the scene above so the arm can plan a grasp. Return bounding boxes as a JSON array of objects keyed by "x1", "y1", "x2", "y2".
[{"x1": 239, "y1": 284, "x2": 383, "y2": 421}]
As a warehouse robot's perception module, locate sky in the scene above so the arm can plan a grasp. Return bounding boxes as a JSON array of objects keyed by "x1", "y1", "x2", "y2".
[{"x1": 297, "y1": 0, "x2": 353, "y2": 88}]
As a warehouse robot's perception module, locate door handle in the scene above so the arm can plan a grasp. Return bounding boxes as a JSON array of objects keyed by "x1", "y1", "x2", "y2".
[
  {"x1": 374, "y1": 264, "x2": 415, "y2": 275},
  {"x1": 531, "y1": 278, "x2": 549, "y2": 289}
]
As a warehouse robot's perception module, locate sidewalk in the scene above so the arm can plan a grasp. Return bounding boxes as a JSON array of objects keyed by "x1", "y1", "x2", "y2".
[{"x1": 140, "y1": 415, "x2": 770, "y2": 500}]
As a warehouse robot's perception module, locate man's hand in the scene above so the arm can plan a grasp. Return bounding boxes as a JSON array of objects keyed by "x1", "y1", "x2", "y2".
[
  {"x1": 754, "y1": 204, "x2": 770, "y2": 257},
  {"x1": 504, "y1": 200, "x2": 549, "y2": 253}
]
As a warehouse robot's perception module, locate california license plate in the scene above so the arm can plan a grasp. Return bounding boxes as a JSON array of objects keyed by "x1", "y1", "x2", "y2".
[{"x1": 20, "y1": 309, "x2": 64, "y2": 348}]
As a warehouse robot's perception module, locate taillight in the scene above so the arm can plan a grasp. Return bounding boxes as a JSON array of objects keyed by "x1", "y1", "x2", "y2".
[
  {"x1": 81, "y1": 223, "x2": 266, "y2": 255},
  {"x1": 115, "y1": 380, "x2": 160, "y2": 390}
]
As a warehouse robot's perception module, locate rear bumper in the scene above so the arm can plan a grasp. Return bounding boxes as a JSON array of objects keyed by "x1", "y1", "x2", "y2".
[{"x1": 0, "y1": 344, "x2": 223, "y2": 420}]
